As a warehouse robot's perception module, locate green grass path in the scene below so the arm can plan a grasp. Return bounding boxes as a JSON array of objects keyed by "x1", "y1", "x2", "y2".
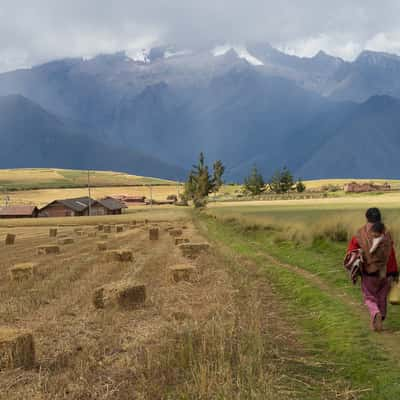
[{"x1": 197, "y1": 214, "x2": 400, "y2": 399}]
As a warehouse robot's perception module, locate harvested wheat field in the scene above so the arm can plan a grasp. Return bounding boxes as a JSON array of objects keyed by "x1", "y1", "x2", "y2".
[{"x1": 0, "y1": 210, "x2": 358, "y2": 399}]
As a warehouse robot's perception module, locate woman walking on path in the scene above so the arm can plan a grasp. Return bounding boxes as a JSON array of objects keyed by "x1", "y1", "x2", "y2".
[{"x1": 346, "y1": 208, "x2": 399, "y2": 331}]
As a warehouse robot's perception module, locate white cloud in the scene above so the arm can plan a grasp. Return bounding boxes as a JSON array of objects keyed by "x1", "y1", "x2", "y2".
[
  {"x1": 365, "y1": 32, "x2": 400, "y2": 55},
  {"x1": 281, "y1": 35, "x2": 363, "y2": 61},
  {"x1": 1, "y1": 0, "x2": 400, "y2": 71}
]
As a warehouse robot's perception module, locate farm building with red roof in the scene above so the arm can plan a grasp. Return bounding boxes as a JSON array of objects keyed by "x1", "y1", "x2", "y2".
[{"x1": 0, "y1": 205, "x2": 39, "y2": 218}]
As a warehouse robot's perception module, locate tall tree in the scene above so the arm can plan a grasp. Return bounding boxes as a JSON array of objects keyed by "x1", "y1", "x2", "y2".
[
  {"x1": 269, "y1": 167, "x2": 294, "y2": 194},
  {"x1": 296, "y1": 178, "x2": 306, "y2": 193},
  {"x1": 280, "y1": 166, "x2": 294, "y2": 193},
  {"x1": 212, "y1": 160, "x2": 225, "y2": 193},
  {"x1": 243, "y1": 166, "x2": 265, "y2": 195},
  {"x1": 184, "y1": 152, "x2": 225, "y2": 207}
]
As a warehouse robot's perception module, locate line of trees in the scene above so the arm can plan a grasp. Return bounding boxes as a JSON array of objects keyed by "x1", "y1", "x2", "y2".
[
  {"x1": 244, "y1": 166, "x2": 305, "y2": 195},
  {"x1": 182, "y1": 152, "x2": 306, "y2": 208}
]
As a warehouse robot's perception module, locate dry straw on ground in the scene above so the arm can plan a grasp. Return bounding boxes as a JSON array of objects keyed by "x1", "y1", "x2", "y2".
[
  {"x1": 37, "y1": 245, "x2": 60, "y2": 255},
  {"x1": 9, "y1": 263, "x2": 37, "y2": 281},
  {"x1": 92, "y1": 281, "x2": 146, "y2": 309},
  {"x1": 0, "y1": 328, "x2": 35, "y2": 370}
]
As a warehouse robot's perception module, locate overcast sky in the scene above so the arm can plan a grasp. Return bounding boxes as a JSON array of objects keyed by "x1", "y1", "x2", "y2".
[{"x1": 1, "y1": 0, "x2": 400, "y2": 72}]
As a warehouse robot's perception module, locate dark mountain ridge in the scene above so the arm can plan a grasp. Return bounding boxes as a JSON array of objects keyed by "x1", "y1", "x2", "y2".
[
  {"x1": 1, "y1": 44, "x2": 400, "y2": 180},
  {"x1": 0, "y1": 94, "x2": 185, "y2": 180}
]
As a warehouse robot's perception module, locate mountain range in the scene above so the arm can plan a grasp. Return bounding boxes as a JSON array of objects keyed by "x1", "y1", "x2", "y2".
[{"x1": 1, "y1": 43, "x2": 400, "y2": 180}]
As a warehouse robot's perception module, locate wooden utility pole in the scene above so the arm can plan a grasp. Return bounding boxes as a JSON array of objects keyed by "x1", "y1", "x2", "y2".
[
  {"x1": 87, "y1": 169, "x2": 92, "y2": 216},
  {"x1": 2, "y1": 187, "x2": 10, "y2": 208},
  {"x1": 150, "y1": 184, "x2": 153, "y2": 209}
]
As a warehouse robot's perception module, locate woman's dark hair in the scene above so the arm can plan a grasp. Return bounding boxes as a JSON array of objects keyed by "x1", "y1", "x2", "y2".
[
  {"x1": 371, "y1": 221, "x2": 385, "y2": 234},
  {"x1": 366, "y1": 207, "x2": 381, "y2": 223}
]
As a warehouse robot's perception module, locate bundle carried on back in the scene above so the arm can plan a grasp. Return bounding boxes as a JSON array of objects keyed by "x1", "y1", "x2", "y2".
[{"x1": 344, "y1": 250, "x2": 363, "y2": 285}]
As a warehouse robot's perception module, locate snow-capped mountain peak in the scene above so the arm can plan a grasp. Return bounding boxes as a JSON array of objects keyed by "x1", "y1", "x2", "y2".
[{"x1": 212, "y1": 45, "x2": 264, "y2": 66}]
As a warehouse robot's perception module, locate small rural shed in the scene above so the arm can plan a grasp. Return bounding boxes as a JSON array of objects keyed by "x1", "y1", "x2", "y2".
[
  {"x1": 107, "y1": 195, "x2": 146, "y2": 205},
  {"x1": 38, "y1": 196, "x2": 125, "y2": 217},
  {"x1": 0, "y1": 205, "x2": 39, "y2": 219},
  {"x1": 38, "y1": 197, "x2": 95, "y2": 217},
  {"x1": 97, "y1": 198, "x2": 125, "y2": 215}
]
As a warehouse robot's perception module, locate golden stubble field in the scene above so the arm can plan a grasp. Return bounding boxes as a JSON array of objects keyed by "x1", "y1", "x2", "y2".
[
  {"x1": 0, "y1": 211, "x2": 236, "y2": 399},
  {"x1": 0, "y1": 207, "x2": 331, "y2": 400},
  {"x1": 5, "y1": 186, "x2": 183, "y2": 208}
]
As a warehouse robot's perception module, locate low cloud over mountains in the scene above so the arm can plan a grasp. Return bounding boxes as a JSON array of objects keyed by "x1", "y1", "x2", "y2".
[{"x1": 1, "y1": 45, "x2": 400, "y2": 180}]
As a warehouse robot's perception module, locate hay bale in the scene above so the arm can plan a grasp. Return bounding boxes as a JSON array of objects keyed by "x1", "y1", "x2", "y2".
[
  {"x1": 88, "y1": 232, "x2": 97, "y2": 238},
  {"x1": 119, "y1": 250, "x2": 133, "y2": 262},
  {"x1": 0, "y1": 328, "x2": 35, "y2": 370},
  {"x1": 169, "y1": 229, "x2": 183, "y2": 237},
  {"x1": 93, "y1": 282, "x2": 146, "y2": 309},
  {"x1": 106, "y1": 249, "x2": 134, "y2": 262},
  {"x1": 5, "y1": 234, "x2": 16, "y2": 245},
  {"x1": 97, "y1": 242, "x2": 107, "y2": 251},
  {"x1": 149, "y1": 227, "x2": 159, "y2": 240},
  {"x1": 178, "y1": 243, "x2": 210, "y2": 259},
  {"x1": 116, "y1": 225, "x2": 124, "y2": 233},
  {"x1": 75, "y1": 230, "x2": 86, "y2": 237},
  {"x1": 175, "y1": 237, "x2": 189, "y2": 245},
  {"x1": 168, "y1": 264, "x2": 196, "y2": 282},
  {"x1": 103, "y1": 225, "x2": 112, "y2": 233},
  {"x1": 97, "y1": 224, "x2": 104, "y2": 231},
  {"x1": 37, "y1": 245, "x2": 60, "y2": 255},
  {"x1": 58, "y1": 237, "x2": 74, "y2": 245},
  {"x1": 49, "y1": 228, "x2": 58, "y2": 237},
  {"x1": 9, "y1": 263, "x2": 37, "y2": 281},
  {"x1": 171, "y1": 310, "x2": 191, "y2": 321},
  {"x1": 99, "y1": 234, "x2": 108, "y2": 240}
]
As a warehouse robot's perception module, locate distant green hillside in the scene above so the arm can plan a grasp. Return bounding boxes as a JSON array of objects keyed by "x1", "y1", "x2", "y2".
[{"x1": 0, "y1": 168, "x2": 177, "y2": 190}]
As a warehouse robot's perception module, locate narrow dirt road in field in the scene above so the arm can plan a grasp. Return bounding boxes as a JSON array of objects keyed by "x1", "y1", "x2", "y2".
[{"x1": 225, "y1": 231, "x2": 400, "y2": 370}]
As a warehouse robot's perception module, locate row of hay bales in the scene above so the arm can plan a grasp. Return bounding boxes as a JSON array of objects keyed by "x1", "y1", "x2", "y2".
[
  {"x1": 2, "y1": 221, "x2": 144, "y2": 370},
  {"x1": 1, "y1": 220, "x2": 211, "y2": 371},
  {"x1": 92, "y1": 222, "x2": 211, "y2": 313}
]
